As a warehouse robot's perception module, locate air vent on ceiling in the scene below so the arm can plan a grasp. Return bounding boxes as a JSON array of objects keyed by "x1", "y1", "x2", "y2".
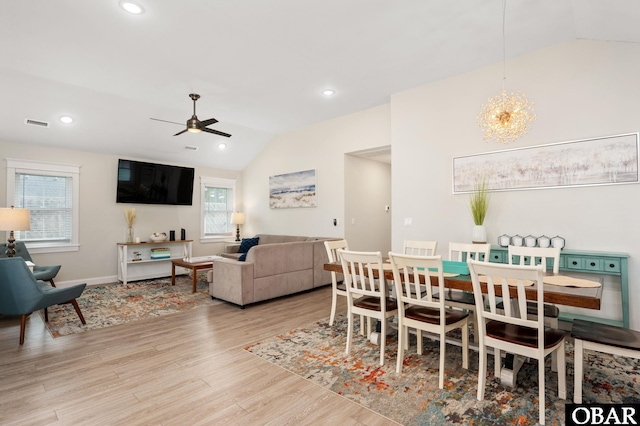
[
  {"x1": 24, "y1": 118, "x2": 50, "y2": 128},
  {"x1": 184, "y1": 145, "x2": 198, "y2": 151}
]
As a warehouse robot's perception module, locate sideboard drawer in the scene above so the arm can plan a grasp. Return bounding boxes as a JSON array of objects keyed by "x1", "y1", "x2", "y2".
[
  {"x1": 604, "y1": 259, "x2": 621, "y2": 273},
  {"x1": 489, "y1": 251, "x2": 504, "y2": 263},
  {"x1": 566, "y1": 256, "x2": 585, "y2": 270},
  {"x1": 584, "y1": 258, "x2": 603, "y2": 272}
]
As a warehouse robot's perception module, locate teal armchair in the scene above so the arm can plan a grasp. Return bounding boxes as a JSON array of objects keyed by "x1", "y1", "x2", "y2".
[
  {"x1": 0, "y1": 242, "x2": 61, "y2": 286},
  {"x1": 0, "y1": 257, "x2": 86, "y2": 344}
]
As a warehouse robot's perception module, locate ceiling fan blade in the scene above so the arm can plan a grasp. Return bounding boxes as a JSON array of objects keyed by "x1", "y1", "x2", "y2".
[
  {"x1": 174, "y1": 129, "x2": 188, "y2": 136},
  {"x1": 202, "y1": 128, "x2": 231, "y2": 138},
  {"x1": 199, "y1": 117, "x2": 219, "y2": 127},
  {"x1": 150, "y1": 118, "x2": 184, "y2": 126}
]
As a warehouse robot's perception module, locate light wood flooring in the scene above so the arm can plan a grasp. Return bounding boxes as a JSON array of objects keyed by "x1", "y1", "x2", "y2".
[{"x1": 0, "y1": 286, "x2": 397, "y2": 425}]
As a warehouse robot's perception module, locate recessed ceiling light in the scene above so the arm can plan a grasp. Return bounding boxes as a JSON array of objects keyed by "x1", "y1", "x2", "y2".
[
  {"x1": 218, "y1": 143, "x2": 227, "y2": 150},
  {"x1": 59, "y1": 116, "x2": 74, "y2": 124},
  {"x1": 322, "y1": 89, "x2": 335, "y2": 96},
  {"x1": 120, "y1": 1, "x2": 144, "y2": 14}
]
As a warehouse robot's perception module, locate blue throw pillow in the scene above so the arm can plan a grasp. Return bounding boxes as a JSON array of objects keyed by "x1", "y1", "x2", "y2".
[
  {"x1": 239, "y1": 252, "x2": 247, "y2": 261},
  {"x1": 238, "y1": 237, "x2": 259, "y2": 254}
]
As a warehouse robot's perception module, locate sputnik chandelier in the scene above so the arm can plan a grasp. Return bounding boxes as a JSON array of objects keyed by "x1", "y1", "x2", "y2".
[{"x1": 478, "y1": 0, "x2": 535, "y2": 144}]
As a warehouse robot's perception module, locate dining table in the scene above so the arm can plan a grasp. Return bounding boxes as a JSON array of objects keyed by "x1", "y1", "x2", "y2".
[{"x1": 323, "y1": 261, "x2": 603, "y2": 387}]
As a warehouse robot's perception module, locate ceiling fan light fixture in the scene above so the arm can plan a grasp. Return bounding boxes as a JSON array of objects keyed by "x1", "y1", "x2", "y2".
[
  {"x1": 322, "y1": 89, "x2": 335, "y2": 96},
  {"x1": 218, "y1": 143, "x2": 227, "y2": 150},
  {"x1": 187, "y1": 117, "x2": 201, "y2": 133},
  {"x1": 59, "y1": 116, "x2": 74, "y2": 124}
]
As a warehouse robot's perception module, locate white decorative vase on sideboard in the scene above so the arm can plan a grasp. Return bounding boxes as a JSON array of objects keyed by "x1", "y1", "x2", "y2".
[{"x1": 472, "y1": 225, "x2": 487, "y2": 244}]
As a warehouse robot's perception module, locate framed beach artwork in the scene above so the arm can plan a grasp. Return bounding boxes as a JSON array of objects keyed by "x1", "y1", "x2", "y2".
[
  {"x1": 452, "y1": 133, "x2": 639, "y2": 193},
  {"x1": 269, "y1": 169, "x2": 318, "y2": 208}
]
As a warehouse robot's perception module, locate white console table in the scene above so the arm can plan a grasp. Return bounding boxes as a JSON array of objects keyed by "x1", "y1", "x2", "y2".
[{"x1": 117, "y1": 240, "x2": 193, "y2": 285}]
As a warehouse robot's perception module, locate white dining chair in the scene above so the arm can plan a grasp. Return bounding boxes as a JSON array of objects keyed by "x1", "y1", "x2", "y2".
[
  {"x1": 468, "y1": 259, "x2": 566, "y2": 425},
  {"x1": 438, "y1": 242, "x2": 491, "y2": 342},
  {"x1": 389, "y1": 251, "x2": 469, "y2": 388},
  {"x1": 571, "y1": 319, "x2": 640, "y2": 403},
  {"x1": 324, "y1": 239, "x2": 367, "y2": 335},
  {"x1": 403, "y1": 240, "x2": 437, "y2": 256},
  {"x1": 506, "y1": 245, "x2": 561, "y2": 329},
  {"x1": 339, "y1": 249, "x2": 397, "y2": 366},
  {"x1": 324, "y1": 239, "x2": 349, "y2": 326}
]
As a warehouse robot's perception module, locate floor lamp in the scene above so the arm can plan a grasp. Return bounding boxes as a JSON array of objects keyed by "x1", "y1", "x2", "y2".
[
  {"x1": 230, "y1": 212, "x2": 245, "y2": 242},
  {"x1": 0, "y1": 206, "x2": 31, "y2": 257}
]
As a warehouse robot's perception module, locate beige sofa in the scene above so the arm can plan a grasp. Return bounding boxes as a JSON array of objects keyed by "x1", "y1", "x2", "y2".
[{"x1": 209, "y1": 234, "x2": 337, "y2": 307}]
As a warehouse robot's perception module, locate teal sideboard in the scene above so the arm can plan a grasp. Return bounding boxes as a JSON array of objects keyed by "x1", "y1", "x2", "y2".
[{"x1": 483, "y1": 246, "x2": 630, "y2": 328}]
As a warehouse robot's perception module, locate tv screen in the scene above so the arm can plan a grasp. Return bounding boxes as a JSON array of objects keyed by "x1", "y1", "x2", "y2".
[{"x1": 116, "y1": 159, "x2": 195, "y2": 205}]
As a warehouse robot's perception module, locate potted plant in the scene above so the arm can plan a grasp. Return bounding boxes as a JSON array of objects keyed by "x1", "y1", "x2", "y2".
[{"x1": 469, "y1": 179, "x2": 489, "y2": 243}]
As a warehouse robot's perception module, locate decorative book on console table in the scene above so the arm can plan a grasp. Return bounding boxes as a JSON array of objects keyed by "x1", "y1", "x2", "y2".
[{"x1": 150, "y1": 248, "x2": 171, "y2": 260}]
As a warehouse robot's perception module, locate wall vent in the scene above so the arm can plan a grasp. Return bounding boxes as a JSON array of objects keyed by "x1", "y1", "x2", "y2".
[
  {"x1": 184, "y1": 145, "x2": 198, "y2": 151},
  {"x1": 24, "y1": 118, "x2": 50, "y2": 128}
]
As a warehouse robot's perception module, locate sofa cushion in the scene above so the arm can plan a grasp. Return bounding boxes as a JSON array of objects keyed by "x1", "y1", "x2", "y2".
[{"x1": 238, "y1": 237, "x2": 260, "y2": 254}]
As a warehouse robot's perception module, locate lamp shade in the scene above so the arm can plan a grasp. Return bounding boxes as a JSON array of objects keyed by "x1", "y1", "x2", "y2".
[
  {"x1": 230, "y1": 212, "x2": 245, "y2": 225},
  {"x1": 0, "y1": 206, "x2": 30, "y2": 231}
]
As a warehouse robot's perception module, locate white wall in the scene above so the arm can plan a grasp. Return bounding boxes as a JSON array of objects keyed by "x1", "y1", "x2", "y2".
[
  {"x1": 242, "y1": 104, "x2": 391, "y2": 238},
  {"x1": 344, "y1": 154, "x2": 391, "y2": 253},
  {"x1": 0, "y1": 141, "x2": 242, "y2": 285},
  {"x1": 391, "y1": 40, "x2": 640, "y2": 328}
]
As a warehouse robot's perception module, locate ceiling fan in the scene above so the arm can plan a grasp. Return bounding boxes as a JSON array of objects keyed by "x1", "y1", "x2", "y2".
[{"x1": 150, "y1": 93, "x2": 231, "y2": 138}]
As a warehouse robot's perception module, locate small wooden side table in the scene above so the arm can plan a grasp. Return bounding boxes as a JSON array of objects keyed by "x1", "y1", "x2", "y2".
[{"x1": 171, "y1": 256, "x2": 221, "y2": 293}]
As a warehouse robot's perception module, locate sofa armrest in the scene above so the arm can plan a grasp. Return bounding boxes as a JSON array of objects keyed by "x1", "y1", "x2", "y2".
[
  {"x1": 211, "y1": 258, "x2": 254, "y2": 307},
  {"x1": 224, "y1": 244, "x2": 241, "y2": 254}
]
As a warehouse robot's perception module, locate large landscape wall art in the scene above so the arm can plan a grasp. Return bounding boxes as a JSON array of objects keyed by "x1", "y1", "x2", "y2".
[
  {"x1": 453, "y1": 133, "x2": 639, "y2": 193},
  {"x1": 269, "y1": 169, "x2": 317, "y2": 208}
]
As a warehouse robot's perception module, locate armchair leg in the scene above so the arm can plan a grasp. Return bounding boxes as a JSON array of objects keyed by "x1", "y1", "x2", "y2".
[
  {"x1": 20, "y1": 314, "x2": 28, "y2": 345},
  {"x1": 70, "y1": 299, "x2": 86, "y2": 324},
  {"x1": 48, "y1": 279, "x2": 56, "y2": 287},
  {"x1": 44, "y1": 307, "x2": 48, "y2": 322}
]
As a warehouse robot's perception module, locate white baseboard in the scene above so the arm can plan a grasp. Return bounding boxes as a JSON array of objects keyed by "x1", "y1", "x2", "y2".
[{"x1": 52, "y1": 275, "x2": 119, "y2": 288}]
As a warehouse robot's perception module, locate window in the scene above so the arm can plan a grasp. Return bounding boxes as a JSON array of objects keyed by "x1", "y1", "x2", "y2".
[
  {"x1": 6, "y1": 159, "x2": 80, "y2": 253},
  {"x1": 200, "y1": 177, "x2": 236, "y2": 241}
]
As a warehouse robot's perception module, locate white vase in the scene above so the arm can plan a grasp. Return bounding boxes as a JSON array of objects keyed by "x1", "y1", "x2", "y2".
[{"x1": 472, "y1": 225, "x2": 487, "y2": 243}]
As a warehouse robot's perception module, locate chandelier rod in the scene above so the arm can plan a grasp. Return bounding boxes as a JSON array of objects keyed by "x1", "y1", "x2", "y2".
[{"x1": 502, "y1": 0, "x2": 507, "y2": 93}]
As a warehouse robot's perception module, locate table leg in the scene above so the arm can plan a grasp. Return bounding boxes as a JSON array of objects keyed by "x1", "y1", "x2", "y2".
[
  {"x1": 499, "y1": 354, "x2": 525, "y2": 387},
  {"x1": 192, "y1": 267, "x2": 197, "y2": 293},
  {"x1": 171, "y1": 262, "x2": 176, "y2": 286}
]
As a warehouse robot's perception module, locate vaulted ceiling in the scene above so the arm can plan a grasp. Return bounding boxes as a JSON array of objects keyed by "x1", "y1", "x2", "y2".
[{"x1": 1, "y1": 0, "x2": 638, "y2": 170}]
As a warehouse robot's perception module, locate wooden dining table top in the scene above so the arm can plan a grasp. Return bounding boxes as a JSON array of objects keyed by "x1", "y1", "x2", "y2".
[{"x1": 323, "y1": 262, "x2": 601, "y2": 310}]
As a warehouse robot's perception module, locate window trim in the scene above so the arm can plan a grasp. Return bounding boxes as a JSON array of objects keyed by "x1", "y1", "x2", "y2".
[
  {"x1": 6, "y1": 158, "x2": 80, "y2": 253},
  {"x1": 200, "y1": 176, "x2": 236, "y2": 243}
]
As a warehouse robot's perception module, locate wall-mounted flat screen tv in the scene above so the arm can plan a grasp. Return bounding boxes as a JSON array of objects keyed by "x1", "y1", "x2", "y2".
[{"x1": 116, "y1": 159, "x2": 195, "y2": 205}]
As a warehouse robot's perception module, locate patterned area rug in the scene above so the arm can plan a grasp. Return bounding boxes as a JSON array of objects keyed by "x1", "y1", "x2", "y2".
[
  {"x1": 245, "y1": 313, "x2": 640, "y2": 425},
  {"x1": 41, "y1": 273, "x2": 220, "y2": 337}
]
